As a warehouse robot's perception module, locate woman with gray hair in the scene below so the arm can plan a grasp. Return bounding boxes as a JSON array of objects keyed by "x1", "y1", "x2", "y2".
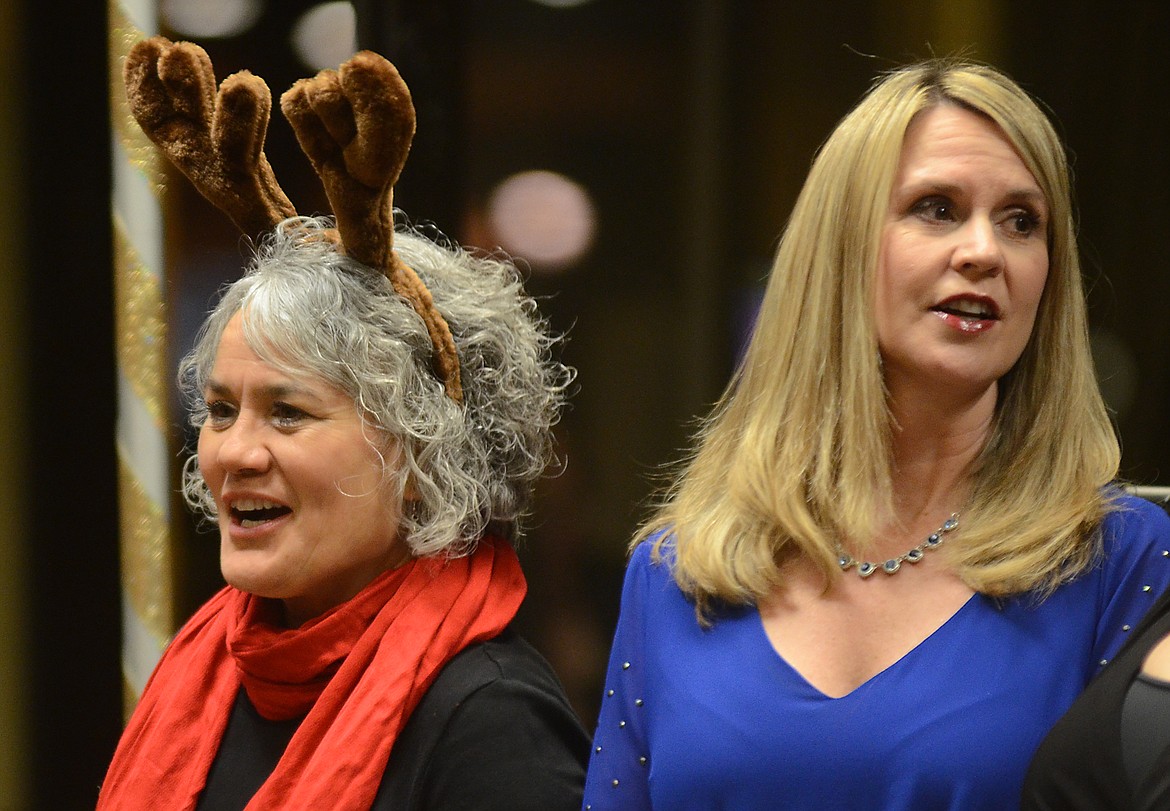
[
  {"x1": 99, "y1": 39, "x2": 588, "y2": 810},
  {"x1": 179, "y1": 217, "x2": 565, "y2": 563}
]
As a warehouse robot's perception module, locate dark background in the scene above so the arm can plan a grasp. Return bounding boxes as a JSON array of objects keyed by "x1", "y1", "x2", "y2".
[{"x1": 12, "y1": 1, "x2": 1170, "y2": 807}]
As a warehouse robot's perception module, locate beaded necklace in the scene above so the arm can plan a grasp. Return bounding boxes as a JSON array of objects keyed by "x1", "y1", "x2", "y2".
[{"x1": 836, "y1": 513, "x2": 959, "y2": 577}]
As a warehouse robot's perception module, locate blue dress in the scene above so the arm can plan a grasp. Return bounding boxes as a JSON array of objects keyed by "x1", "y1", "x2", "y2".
[{"x1": 583, "y1": 495, "x2": 1170, "y2": 810}]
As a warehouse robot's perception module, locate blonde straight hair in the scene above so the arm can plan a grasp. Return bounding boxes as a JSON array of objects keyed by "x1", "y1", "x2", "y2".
[{"x1": 644, "y1": 60, "x2": 1119, "y2": 615}]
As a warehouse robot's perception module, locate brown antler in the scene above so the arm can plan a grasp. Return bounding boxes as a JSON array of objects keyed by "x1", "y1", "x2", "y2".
[
  {"x1": 124, "y1": 39, "x2": 462, "y2": 403},
  {"x1": 123, "y1": 36, "x2": 297, "y2": 238},
  {"x1": 282, "y1": 52, "x2": 463, "y2": 403}
]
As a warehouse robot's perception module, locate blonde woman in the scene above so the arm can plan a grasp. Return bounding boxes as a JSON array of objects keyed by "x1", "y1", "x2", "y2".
[{"x1": 583, "y1": 60, "x2": 1170, "y2": 810}]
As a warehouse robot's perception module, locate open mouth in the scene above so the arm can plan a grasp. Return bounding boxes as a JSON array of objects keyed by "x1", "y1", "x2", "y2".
[
  {"x1": 930, "y1": 296, "x2": 1000, "y2": 321},
  {"x1": 230, "y1": 498, "x2": 292, "y2": 528},
  {"x1": 929, "y1": 296, "x2": 1001, "y2": 332}
]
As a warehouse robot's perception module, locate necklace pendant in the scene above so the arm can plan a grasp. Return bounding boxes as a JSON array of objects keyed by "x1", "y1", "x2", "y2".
[
  {"x1": 905, "y1": 548, "x2": 925, "y2": 563},
  {"x1": 882, "y1": 558, "x2": 901, "y2": 574},
  {"x1": 858, "y1": 561, "x2": 878, "y2": 577}
]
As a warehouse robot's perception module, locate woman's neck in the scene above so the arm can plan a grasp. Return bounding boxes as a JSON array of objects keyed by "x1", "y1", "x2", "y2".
[{"x1": 884, "y1": 382, "x2": 997, "y2": 528}]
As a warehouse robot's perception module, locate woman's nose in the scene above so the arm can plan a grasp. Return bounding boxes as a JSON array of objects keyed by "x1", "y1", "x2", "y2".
[
  {"x1": 216, "y1": 417, "x2": 271, "y2": 475},
  {"x1": 952, "y1": 217, "x2": 1004, "y2": 277}
]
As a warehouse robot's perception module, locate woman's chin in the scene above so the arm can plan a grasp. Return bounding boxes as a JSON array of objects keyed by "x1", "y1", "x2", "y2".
[{"x1": 219, "y1": 554, "x2": 290, "y2": 600}]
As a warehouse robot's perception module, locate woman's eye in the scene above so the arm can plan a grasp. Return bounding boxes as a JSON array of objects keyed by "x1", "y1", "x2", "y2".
[
  {"x1": 1006, "y1": 209, "x2": 1043, "y2": 237},
  {"x1": 911, "y1": 197, "x2": 954, "y2": 222},
  {"x1": 205, "y1": 400, "x2": 236, "y2": 425},
  {"x1": 272, "y1": 402, "x2": 309, "y2": 427}
]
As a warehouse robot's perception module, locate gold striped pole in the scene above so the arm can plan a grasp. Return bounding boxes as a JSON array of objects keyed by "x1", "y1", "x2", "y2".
[{"x1": 109, "y1": 0, "x2": 175, "y2": 716}]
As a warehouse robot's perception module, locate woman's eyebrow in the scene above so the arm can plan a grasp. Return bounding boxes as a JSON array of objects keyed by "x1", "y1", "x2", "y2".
[{"x1": 204, "y1": 379, "x2": 325, "y2": 405}]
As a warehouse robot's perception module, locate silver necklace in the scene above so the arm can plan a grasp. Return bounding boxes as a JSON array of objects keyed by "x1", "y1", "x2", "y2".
[{"x1": 836, "y1": 513, "x2": 959, "y2": 578}]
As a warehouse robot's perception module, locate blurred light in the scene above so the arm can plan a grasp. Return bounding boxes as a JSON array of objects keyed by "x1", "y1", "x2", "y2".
[
  {"x1": 487, "y1": 171, "x2": 597, "y2": 271},
  {"x1": 1090, "y1": 328, "x2": 1138, "y2": 420},
  {"x1": 291, "y1": 2, "x2": 357, "y2": 71},
  {"x1": 161, "y1": 0, "x2": 264, "y2": 39},
  {"x1": 528, "y1": 0, "x2": 597, "y2": 7}
]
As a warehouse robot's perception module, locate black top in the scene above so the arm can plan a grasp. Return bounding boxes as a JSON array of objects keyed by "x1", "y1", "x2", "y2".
[
  {"x1": 196, "y1": 627, "x2": 590, "y2": 810},
  {"x1": 1022, "y1": 585, "x2": 1170, "y2": 809}
]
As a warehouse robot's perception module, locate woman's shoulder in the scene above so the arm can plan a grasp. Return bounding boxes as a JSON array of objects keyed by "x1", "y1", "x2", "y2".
[
  {"x1": 1100, "y1": 490, "x2": 1170, "y2": 557},
  {"x1": 621, "y1": 532, "x2": 689, "y2": 607},
  {"x1": 1107, "y1": 489, "x2": 1170, "y2": 523},
  {"x1": 1066, "y1": 490, "x2": 1170, "y2": 666},
  {"x1": 377, "y1": 627, "x2": 589, "y2": 810},
  {"x1": 434, "y1": 627, "x2": 567, "y2": 696},
  {"x1": 627, "y1": 529, "x2": 675, "y2": 574}
]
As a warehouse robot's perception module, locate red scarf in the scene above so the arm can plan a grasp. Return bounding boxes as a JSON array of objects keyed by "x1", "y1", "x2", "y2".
[{"x1": 97, "y1": 537, "x2": 525, "y2": 810}]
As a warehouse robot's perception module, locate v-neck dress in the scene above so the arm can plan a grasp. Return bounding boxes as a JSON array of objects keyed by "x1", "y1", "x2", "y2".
[{"x1": 582, "y1": 494, "x2": 1170, "y2": 811}]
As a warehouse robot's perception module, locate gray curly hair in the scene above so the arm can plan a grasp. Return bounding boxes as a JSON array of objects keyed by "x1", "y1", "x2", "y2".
[{"x1": 179, "y1": 216, "x2": 572, "y2": 558}]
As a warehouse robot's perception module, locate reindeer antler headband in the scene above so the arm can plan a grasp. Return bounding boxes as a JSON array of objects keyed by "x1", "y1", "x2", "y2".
[{"x1": 123, "y1": 37, "x2": 463, "y2": 404}]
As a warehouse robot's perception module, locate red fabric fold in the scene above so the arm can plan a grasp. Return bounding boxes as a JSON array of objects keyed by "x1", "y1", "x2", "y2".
[{"x1": 97, "y1": 537, "x2": 526, "y2": 810}]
